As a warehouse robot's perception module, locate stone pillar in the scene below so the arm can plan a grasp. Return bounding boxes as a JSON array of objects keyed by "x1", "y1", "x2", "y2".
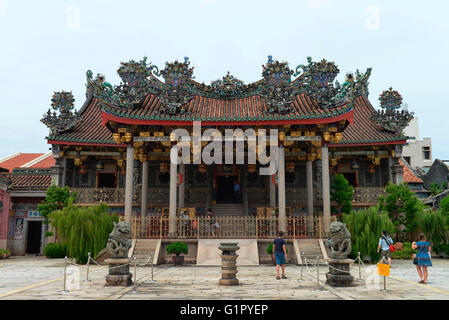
[
  {"x1": 269, "y1": 174, "x2": 276, "y2": 208},
  {"x1": 241, "y1": 166, "x2": 248, "y2": 215},
  {"x1": 321, "y1": 145, "x2": 331, "y2": 234},
  {"x1": 141, "y1": 161, "x2": 148, "y2": 218},
  {"x1": 388, "y1": 156, "x2": 393, "y2": 184},
  {"x1": 168, "y1": 156, "x2": 178, "y2": 237},
  {"x1": 306, "y1": 160, "x2": 314, "y2": 232},
  {"x1": 125, "y1": 145, "x2": 134, "y2": 224},
  {"x1": 278, "y1": 145, "x2": 286, "y2": 233},
  {"x1": 62, "y1": 157, "x2": 67, "y2": 187},
  {"x1": 393, "y1": 159, "x2": 403, "y2": 185},
  {"x1": 178, "y1": 163, "x2": 185, "y2": 208}
]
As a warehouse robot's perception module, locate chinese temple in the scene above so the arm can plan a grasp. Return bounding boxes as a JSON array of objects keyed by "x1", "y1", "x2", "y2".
[{"x1": 41, "y1": 55, "x2": 413, "y2": 241}]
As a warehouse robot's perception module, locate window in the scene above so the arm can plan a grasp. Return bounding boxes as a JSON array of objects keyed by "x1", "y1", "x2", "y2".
[
  {"x1": 423, "y1": 147, "x2": 431, "y2": 160},
  {"x1": 404, "y1": 157, "x2": 411, "y2": 165}
]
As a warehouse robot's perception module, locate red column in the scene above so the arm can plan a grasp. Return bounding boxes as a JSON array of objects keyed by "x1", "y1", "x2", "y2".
[{"x1": 0, "y1": 190, "x2": 11, "y2": 250}]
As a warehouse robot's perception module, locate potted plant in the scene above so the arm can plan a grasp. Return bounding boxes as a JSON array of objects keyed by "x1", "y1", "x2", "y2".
[
  {"x1": 166, "y1": 242, "x2": 188, "y2": 266},
  {"x1": 0, "y1": 249, "x2": 11, "y2": 259}
]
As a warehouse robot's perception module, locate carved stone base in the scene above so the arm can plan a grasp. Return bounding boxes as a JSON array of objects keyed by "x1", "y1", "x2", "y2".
[
  {"x1": 325, "y1": 258, "x2": 355, "y2": 287},
  {"x1": 105, "y1": 258, "x2": 133, "y2": 286},
  {"x1": 105, "y1": 273, "x2": 133, "y2": 286}
]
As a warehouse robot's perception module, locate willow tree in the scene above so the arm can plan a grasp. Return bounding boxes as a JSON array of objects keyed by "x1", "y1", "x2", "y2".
[
  {"x1": 49, "y1": 203, "x2": 118, "y2": 263},
  {"x1": 343, "y1": 206, "x2": 394, "y2": 261}
]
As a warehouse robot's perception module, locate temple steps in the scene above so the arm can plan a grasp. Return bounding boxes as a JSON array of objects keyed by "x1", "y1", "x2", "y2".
[
  {"x1": 211, "y1": 203, "x2": 245, "y2": 216},
  {"x1": 295, "y1": 239, "x2": 328, "y2": 266},
  {"x1": 130, "y1": 239, "x2": 161, "y2": 266}
]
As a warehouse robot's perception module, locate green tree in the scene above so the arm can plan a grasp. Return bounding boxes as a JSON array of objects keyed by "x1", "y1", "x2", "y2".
[
  {"x1": 430, "y1": 182, "x2": 443, "y2": 196},
  {"x1": 439, "y1": 195, "x2": 449, "y2": 217},
  {"x1": 418, "y1": 209, "x2": 448, "y2": 253},
  {"x1": 330, "y1": 174, "x2": 354, "y2": 216},
  {"x1": 38, "y1": 185, "x2": 76, "y2": 222},
  {"x1": 378, "y1": 182, "x2": 424, "y2": 242},
  {"x1": 48, "y1": 203, "x2": 118, "y2": 263},
  {"x1": 343, "y1": 206, "x2": 394, "y2": 262}
]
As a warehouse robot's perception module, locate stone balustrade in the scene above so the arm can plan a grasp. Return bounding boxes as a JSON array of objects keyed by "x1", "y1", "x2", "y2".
[{"x1": 72, "y1": 188, "x2": 140, "y2": 204}]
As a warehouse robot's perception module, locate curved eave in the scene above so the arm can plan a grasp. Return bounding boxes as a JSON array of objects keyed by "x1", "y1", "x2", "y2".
[
  {"x1": 328, "y1": 139, "x2": 406, "y2": 147},
  {"x1": 101, "y1": 108, "x2": 354, "y2": 127},
  {"x1": 47, "y1": 139, "x2": 126, "y2": 147}
]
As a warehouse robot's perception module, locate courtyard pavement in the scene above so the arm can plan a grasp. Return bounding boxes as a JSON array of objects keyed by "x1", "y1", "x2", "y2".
[{"x1": 0, "y1": 256, "x2": 449, "y2": 300}]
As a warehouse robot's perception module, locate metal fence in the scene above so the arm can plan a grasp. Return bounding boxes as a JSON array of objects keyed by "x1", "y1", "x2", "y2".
[{"x1": 131, "y1": 216, "x2": 323, "y2": 239}]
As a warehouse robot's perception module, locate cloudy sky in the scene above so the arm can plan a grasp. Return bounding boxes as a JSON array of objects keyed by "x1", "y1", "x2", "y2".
[{"x1": 0, "y1": 0, "x2": 448, "y2": 160}]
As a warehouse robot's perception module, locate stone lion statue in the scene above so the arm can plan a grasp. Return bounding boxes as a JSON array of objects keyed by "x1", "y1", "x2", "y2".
[
  {"x1": 325, "y1": 221, "x2": 352, "y2": 259},
  {"x1": 106, "y1": 221, "x2": 132, "y2": 258}
]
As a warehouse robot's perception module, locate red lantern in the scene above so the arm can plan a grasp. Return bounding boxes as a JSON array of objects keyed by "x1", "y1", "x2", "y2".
[
  {"x1": 160, "y1": 162, "x2": 168, "y2": 173},
  {"x1": 199, "y1": 164, "x2": 207, "y2": 173},
  {"x1": 248, "y1": 164, "x2": 256, "y2": 173},
  {"x1": 79, "y1": 165, "x2": 87, "y2": 175},
  {"x1": 286, "y1": 162, "x2": 295, "y2": 173}
]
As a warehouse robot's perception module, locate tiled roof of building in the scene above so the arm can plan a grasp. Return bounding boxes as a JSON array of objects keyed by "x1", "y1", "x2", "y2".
[
  {"x1": 400, "y1": 159, "x2": 423, "y2": 184},
  {"x1": 48, "y1": 93, "x2": 404, "y2": 147},
  {"x1": 101, "y1": 92, "x2": 353, "y2": 125},
  {"x1": 48, "y1": 98, "x2": 121, "y2": 146},
  {"x1": 0, "y1": 153, "x2": 55, "y2": 173},
  {"x1": 331, "y1": 96, "x2": 405, "y2": 146},
  {"x1": 8, "y1": 174, "x2": 52, "y2": 190}
]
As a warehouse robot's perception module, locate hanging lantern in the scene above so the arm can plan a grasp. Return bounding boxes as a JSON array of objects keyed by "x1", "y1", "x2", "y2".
[
  {"x1": 351, "y1": 160, "x2": 359, "y2": 171},
  {"x1": 323, "y1": 132, "x2": 331, "y2": 141},
  {"x1": 96, "y1": 161, "x2": 104, "y2": 171},
  {"x1": 199, "y1": 163, "x2": 207, "y2": 173},
  {"x1": 160, "y1": 162, "x2": 168, "y2": 173},
  {"x1": 124, "y1": 132, "x2": 133, "y2": 143},
  {"x1": 331, "y1": 158, "x2": 338, "y2": 167},
  {"x1": 79, "y1": 165, "x2": 87, "y2": 175},
  {"x1": 286, "y1": 162, "x2": 295, "y2": 173},
  {"x1": 334, "y1": 132, "x2": 343, "y2": 142},
  {"x1": 368, "y1": 164, "x2": 376, "y2": 174},
  {"x1": 248, "y1": 164, "x2": 256, "y2": 173}
]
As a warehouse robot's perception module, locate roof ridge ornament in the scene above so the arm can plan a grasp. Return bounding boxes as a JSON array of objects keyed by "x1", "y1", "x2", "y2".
[
  {"x1": 372, "y1": 87, "x2": 414, "y2": 135},
  {"x1": 41, "y1": 91, "x2": 81, "y2": 134},
  {"x1": 211, "y1": 71, "x2": 246, "y2": 97},
  {"x1": 261, "y1": 55, "x2": 295, "y2": 114},
  {"x1": 156, "y1": 57, "x2": 195, "y2": 115}
]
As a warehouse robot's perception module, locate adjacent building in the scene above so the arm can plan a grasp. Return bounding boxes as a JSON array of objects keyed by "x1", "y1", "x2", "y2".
[
  {"x1": 402, "y1": 117, "x2": 432, "y2": 170},
  {"x1": 0, "y1": 153, "x2": 56, "y2": 255}
]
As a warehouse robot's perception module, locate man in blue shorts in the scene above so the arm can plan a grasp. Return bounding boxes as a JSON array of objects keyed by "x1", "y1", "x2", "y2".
[{"x1": 273, "y1": 231, "x2": 287, "y2": 279}]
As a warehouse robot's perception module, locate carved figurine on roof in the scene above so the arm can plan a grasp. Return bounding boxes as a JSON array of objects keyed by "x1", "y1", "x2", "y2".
[
  {"x1": 41, "y1": 91, "x2": 81, "y2": 134},
  {"x1": 261, "y1": 55, "x2": 295, "y2": 114},
  {"x1": 372, "y1": 87, "x2": 414, "y2": 135},
  {"x1": 153, "y1": 57, "x2": 195, "y2": 115}
]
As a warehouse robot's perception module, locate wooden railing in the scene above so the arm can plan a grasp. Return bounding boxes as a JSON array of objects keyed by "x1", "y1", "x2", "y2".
[{"x1": 131, "y1": 216, "x2": 323, "y2": 239}]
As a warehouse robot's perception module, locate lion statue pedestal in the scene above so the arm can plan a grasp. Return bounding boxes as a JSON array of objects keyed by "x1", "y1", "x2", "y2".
[
  {"x1": 104, "y1": 221, "x2": 133, "y2": 286},
  {"x1": 325, "y1": 221, "x2": 354, "y2": 287}
]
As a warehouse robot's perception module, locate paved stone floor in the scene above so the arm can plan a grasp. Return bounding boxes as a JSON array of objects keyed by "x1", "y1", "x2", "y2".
[{"x1": 0, "y1": 256, "x2": 448, "y2": 300}]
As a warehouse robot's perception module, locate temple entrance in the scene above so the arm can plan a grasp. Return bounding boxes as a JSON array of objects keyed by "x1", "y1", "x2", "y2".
[
  {"x1": 26, "y1": 221, "x2": 42, "y2": 254},
  {"x1": 216, "y1": 176, "x2": 237, "y2": 203},
  {"x1": 98, "y1": 173, "x2": 116, "y2": 188}
]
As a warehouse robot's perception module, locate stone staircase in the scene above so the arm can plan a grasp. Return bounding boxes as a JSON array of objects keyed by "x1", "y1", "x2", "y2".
[
  {"x1": 130, "y1": 239, "x2": 160, "y2": 266},
  {"x1": 295, "y1": 239, "x2": 328, "y2": 265},
  {"x1": 211, "y1": 203, "x2": 245, "y2": 216}
]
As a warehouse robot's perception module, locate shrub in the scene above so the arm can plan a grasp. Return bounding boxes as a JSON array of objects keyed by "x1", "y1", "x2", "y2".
[
  {"x1": 418, "y1": 209, "x2": 448, "y2": 250},
  {"x1": 343, "y1": 206, "x2": 394, "y2": 261},
  {"x1": 44, "y1": 231, "x2": 54, "y2": 238},
  {"x1": 0, "y1": 249, "x2": 11, "y2": 259},
  {"x1": 44, "y1": 243, "x2": 67, "y2": 258},
  {"x1": 330, "y1": 174, "x2": 354, "y2": 215},
  {"x1": 166, "y1": 242, "x2": 188, "y2": 256},
  {"x1": 49, "y1": 203, "x2": 118, "y2": 264},
  {"x1": 392, "y1": 242, "x2": 417, "y2": 259},
  {"x1": 266, "y1": 243, "x2": 288, "y2": 255},
  {"x1": 378, "y1": 182, "x2": 424, "y2": 242}
]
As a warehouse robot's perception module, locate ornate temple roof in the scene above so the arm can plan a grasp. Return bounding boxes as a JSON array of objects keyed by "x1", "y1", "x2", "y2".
[
  {"x1": 6, "y1": 170, "x2": 53, "y2": 191},
  {"x1": 45, "y1": 56, "x2": 410, "y2": 147}
]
